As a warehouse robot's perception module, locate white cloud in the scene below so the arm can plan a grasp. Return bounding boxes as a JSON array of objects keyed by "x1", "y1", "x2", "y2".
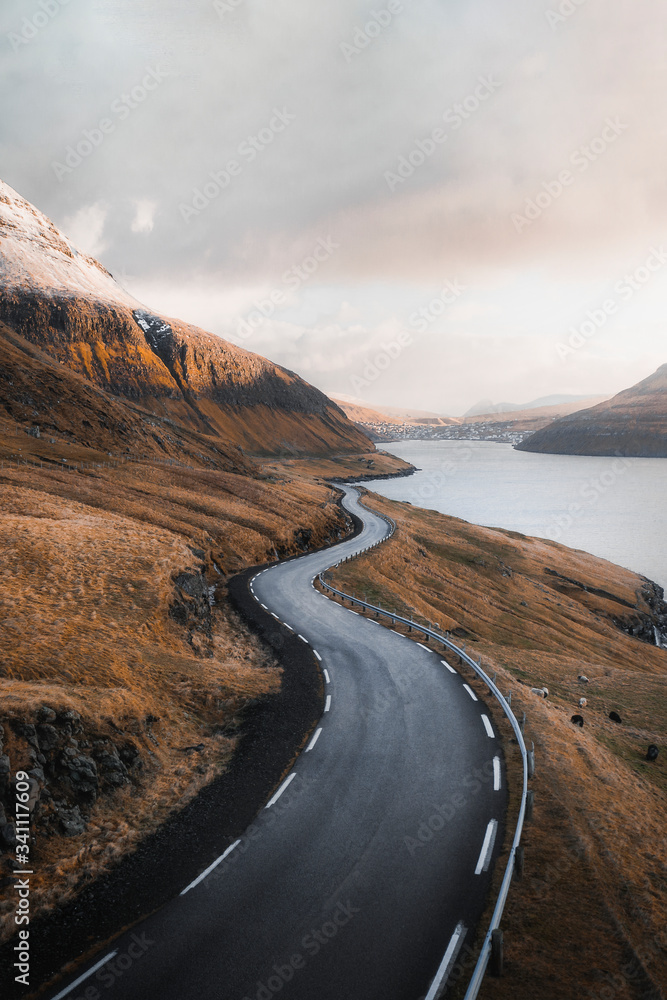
[
  {"x1": 61, "y1": 202, "x2": 108, "y2": 257},
  {"x1": 130, "y1": 199, "x2": 157, "y2": 234}
]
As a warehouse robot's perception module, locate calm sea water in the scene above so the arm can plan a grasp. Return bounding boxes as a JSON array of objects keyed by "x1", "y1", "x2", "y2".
[{"x1": 363, "y1": 440, "x2": 667, "y2": 593}]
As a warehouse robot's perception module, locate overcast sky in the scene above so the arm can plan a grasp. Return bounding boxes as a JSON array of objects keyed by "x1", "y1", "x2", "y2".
[{"x1": 2, "y1": 0, "x2": 666, "y2": 414}]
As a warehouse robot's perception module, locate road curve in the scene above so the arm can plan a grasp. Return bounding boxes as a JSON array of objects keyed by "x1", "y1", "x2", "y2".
[{"x1": 48, "y1": 486, "x2": 507, "y2": 1000}]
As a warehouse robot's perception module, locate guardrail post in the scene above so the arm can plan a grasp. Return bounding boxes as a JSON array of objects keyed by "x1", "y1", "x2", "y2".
[
  {"x1": 490, "y1": 929, "x2": 504, "y2": 977},
  {"x1": 520, "y1": 712, "x2": 526, "y2": 734},
  {"x1": 527, "y1": 741, "x2": 535, "y2": 779},
  {"x1": 525, "y1": 789, "x2": 535, "y2": 822},
  {"x1": 514, "y1": 845, "x2": 525, "y2": 879},
  {"x1": 507, "y1": 691, "x2": 512, "y2": 707}
]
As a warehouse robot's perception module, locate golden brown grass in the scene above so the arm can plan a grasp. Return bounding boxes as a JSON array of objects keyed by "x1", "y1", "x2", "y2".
[
  {"x1": 329, "y1": 492, "x2": 667, "y2": 999},
  {"x1": 0, "y1": 444, "x2": 414, "y2": 938}
]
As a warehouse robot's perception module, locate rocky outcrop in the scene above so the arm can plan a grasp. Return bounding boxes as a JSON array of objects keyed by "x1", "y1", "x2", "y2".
[
  {"x1": 544, "y1": 568, "x2": 667, "y2": 646},
  {"x1": 517, "y1": 364, "x2": 667, "y2": 457},
  {"x1": 0, "y1": 709, "x2": 144, "y2": 864}
]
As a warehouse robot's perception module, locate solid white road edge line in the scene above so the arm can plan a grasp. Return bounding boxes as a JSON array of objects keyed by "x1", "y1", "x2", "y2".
[
  {"x1": 265, "y1": 773, "x2": 297, "y2": 809},
  {"x1": 51, "y1": 952, "x2": 119, "y2": 1000},
  {"x1": 323, "y1": 669, "x2": 330, "y2": 684},
  {"x1": 441, "y1": 660, "x2": 457, "y2": 674},
  {"x1": 463, "y1": 684, "x2": 478, "y2": 702},
  {"x1": 180, "y1": 839, "x2": 241, "y2": 895},
  {"x1": 424, "y1": 922, "x2": 467, "y2": 1000},
  {"x1": 493, "y1": 756, "x2": 501, "y2": 791},
  {"x1": 474, "y1": 819, "x2": 498, "y2": 875},
  {"x1": 306, "y1": 727, "x2": 322, "y2": 752},
  {"x1": 324, "y1": 695, "x2": 331, "y2": 712},
  {"x1": 481, "y1": 714, "x2": 495, "y2": 738}
]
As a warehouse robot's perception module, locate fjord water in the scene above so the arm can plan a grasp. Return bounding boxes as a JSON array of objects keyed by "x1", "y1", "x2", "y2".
[{"x1": 364, "y1": 441, "x2": 667, "y2": 592}]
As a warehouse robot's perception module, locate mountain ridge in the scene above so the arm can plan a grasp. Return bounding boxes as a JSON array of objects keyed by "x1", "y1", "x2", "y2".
[
  {"x1": 517, "y1": 364, "x2": 667, "y2": 457},
  {"x1": 0, "y1": 179, "x2": 368, "y2": 458}
]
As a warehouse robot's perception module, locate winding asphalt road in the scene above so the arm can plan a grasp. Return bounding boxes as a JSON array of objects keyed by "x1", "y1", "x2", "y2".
[{"x1": 49, "y1": 486, "x2": 506, "y2": 1000}]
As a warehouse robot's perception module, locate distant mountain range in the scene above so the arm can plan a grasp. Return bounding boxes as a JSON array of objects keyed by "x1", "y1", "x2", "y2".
[
  {"x1": 463, "y1": 393, "x2": 604, "y2": 417},
  {"x1": 0, "y1": 180, "x2": 368, "y2": 462},
  {"x1": 517, "y1": 364, "x2": 667, "y2": 458}
]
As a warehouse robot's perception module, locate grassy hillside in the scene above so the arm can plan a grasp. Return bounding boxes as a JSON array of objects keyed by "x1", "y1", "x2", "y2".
[
  {"x1": 518, "y1": 364, "x2": 667, "y2": 458},
  {"x1": 0, "y1": 179, "x2": 369, "y2": 458},
  {"x1": 328, "y1": 493, "x2": 667, "y2": 999},
  {"x1": 0, "y1": 439, "x2": 409, "y2": 940}
]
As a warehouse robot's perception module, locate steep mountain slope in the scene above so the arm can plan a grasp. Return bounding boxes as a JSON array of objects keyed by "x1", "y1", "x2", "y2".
[
  {"x1": 517, "y1": 365, "x2": 667, "y2": 457},
  {"x1": 0, "y1": 180, "x2": 368, "y2": 457}
]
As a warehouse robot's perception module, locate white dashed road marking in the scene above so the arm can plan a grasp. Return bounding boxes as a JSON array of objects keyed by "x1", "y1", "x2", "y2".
[
  {"x1": 463, "y1": 684, "x2": 478, "y2": 702},
  {"x1": 265, "y1": 773, "x2": 296, "y2": 809},
  {"x1": 306, "y1": 727, "x2": 322, "y2": 752},
  {"x1": 481, "y1": 715, "x2": 495, "y2": 738},
  {"x1": 180, "y1": 839, "x2": 241, "y2": 895},
  {"x1": 474, "y1": 819, "x2": 498, "y2": 875},
  {"x1": 51, "y1": 952, "x2": 119, "y2": 1000},
  {"x1": 493, "y1": 756, "x2": 501, "y2": 790},
  {"x1": 425, "y1": 923, "x2": 467, "y2": 1000}
]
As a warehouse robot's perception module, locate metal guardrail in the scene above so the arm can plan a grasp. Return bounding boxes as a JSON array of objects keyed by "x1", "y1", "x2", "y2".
[{"x1": 322, "y1": 493, "x2": 529, "y2": 1000}]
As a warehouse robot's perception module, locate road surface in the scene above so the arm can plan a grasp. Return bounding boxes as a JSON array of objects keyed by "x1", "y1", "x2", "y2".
[{"x1": 49, "y1": 486, "x2": 506, "y2": 1000}]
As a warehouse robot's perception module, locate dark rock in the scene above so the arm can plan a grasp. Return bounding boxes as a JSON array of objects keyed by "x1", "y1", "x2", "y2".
[
  {"x1": 0, "y1": 822, "x2": 17, "y2": 849},
  {"x1": 93, "y1": 750, "x2": 129, "y2": 788},
  {"x1": 0, "y1": 754, "x2": 10, "y2": 775},
  {"x1": 57, "y1": 804, "x2": 85, "y2": 837},
  {"x1": 571, "y1": 715, "x2": 585, "y2": 727},
  {"x1": 609, "y1": 711, "x2": 622, "y2": 724},
  {"x1": 119, "y1": 742, "x2": 140, "y2": 768},
  {"x1": 37, "y1": 706, "x2": 56, "y2": 723},
  {"x1": 646, "y1": 745, "x2": 659, "y2": 761},
  {"x1": 58, "y1": 753, "x2": 98, "y2": 803},
  {"x1": 11, "y1": 722, "x2": 38, "y2": 748},
  {"x1": 36, "y1": 724, "x2": 58, "y2": 751},
  {"x1": 57, "y1": 709, "x2": 82, "y2": 731}
]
